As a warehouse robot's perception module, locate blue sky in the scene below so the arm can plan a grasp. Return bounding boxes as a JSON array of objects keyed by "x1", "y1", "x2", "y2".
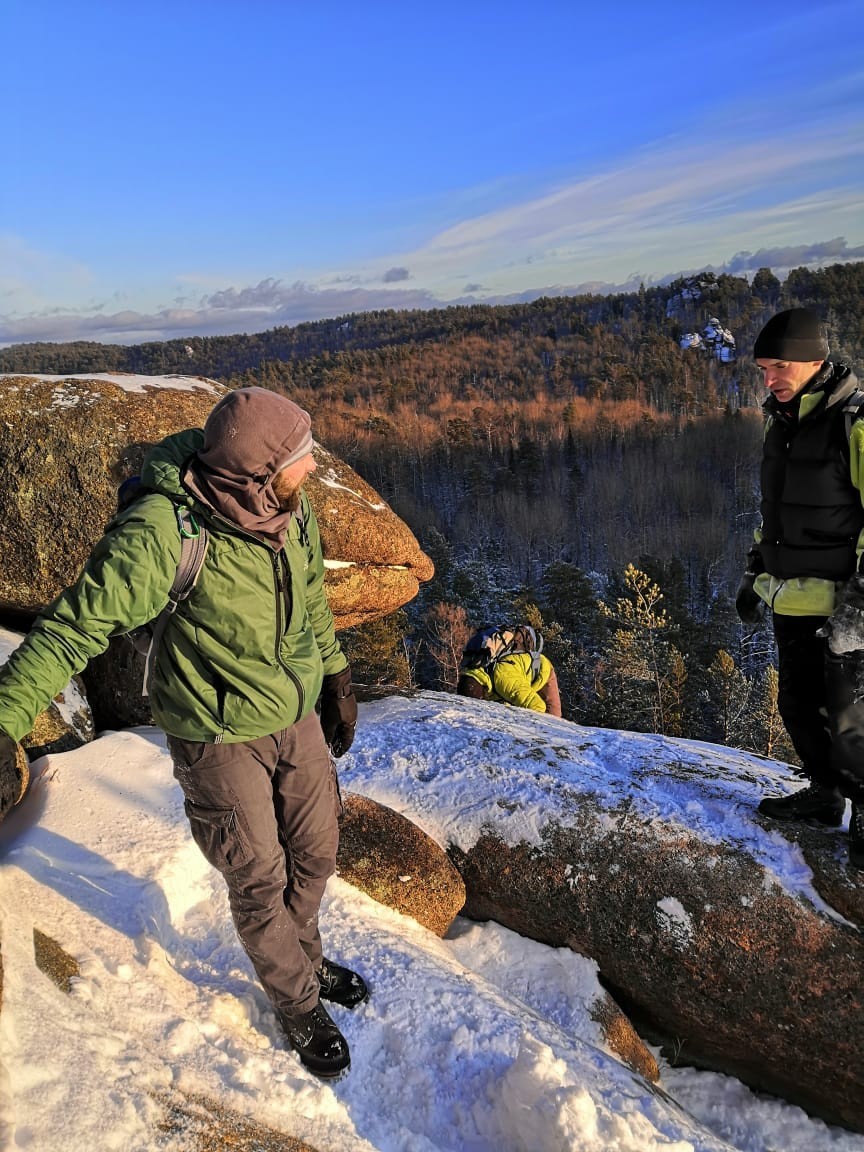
[{"x1": 3, "y1": 0, "x2": 863, "y2": 345}]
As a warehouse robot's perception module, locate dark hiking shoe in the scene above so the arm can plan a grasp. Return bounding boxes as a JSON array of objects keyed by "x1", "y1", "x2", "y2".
[
  {"x1": 279, "y1": 1002, "x2": 350, "y2": 1078},
  {"x1": 757, "y1": 782, "x2": 845, "y2": 826},
  {"x1": 849, "y1": 804, "x2": 864, "y2": 871},
  {"x1": 317, "y1": 959, "x2": 369, "y2": 1008}
]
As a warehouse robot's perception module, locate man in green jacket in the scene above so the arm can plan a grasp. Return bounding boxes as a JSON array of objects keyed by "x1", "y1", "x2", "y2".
[
  {"x1": 735, "y1": 308, "x2": 864, "y2": 869},
  {"x1": 0, "y1": 387, "x2": 365, "y2": 1077}
]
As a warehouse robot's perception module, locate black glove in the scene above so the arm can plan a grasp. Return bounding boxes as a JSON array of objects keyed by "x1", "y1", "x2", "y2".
[
  {"x1": 817, "y1": 575, "x2": 864, "y2": 655},
  {"x1": 735, "y1": 549, "x2": 766, "y2": 624},
  {"x1": 319, "y1": 666, "x2": 357, "y2": 757}
]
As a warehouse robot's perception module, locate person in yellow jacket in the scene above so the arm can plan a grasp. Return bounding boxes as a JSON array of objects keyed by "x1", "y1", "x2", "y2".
[{"x1": 457, "y1": 626, "x2": 562, "y2": 717}]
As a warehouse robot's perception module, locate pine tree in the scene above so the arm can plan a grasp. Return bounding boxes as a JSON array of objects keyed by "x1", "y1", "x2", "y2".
[
  {"x1": 749, "y1": 666, "x2": 800, "y2": 765},
  {"x1": 703, "y1": 649, "x2": 752, "y2": 747},
  {"x1": 340, "y1": 611, "x2": 413, "y2": 689},
  {"x1": 596, "y1": 564, "x2": 687, "y2": 735}
]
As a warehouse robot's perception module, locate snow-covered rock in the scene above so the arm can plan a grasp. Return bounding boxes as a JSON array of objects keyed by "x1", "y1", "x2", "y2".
[{"x1": 346, "y1": 692, "x2": 864, "y2": 1134}]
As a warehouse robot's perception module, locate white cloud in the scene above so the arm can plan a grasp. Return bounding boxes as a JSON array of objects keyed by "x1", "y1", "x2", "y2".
[
  {"x1": 396, "y1": 124, "x2": 864, "y2": 291},
  {"x1": 2, "y1": 112, "x2": 863, "y2": 345}
]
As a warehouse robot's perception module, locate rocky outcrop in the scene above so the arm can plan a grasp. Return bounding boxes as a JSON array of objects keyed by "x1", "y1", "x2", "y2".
[
  {"x1": 0, "y1": 373, "x2": 432, "y2": 629},
  {"x1": 451, "y1": 821, "x2": 864, "y2": 1130},
  {"x1": 0, "y1": 627, "x2": 93, "y2": 820},
  {"x1": 336, "y1": 787, "x2": 658, "y2": 1079},
  {"x1": 0, "y1": 629, "x2": 94, "y2": 759},
  {"x1": 336, "y1": 792, "x2": 466, "y2": 937},
  {"x1": 0, "y1": 373, "x2": 432, "y2": 729},
  {"x1": 304, "y1": 442, "x2": 434, "y2": 626},
  {"x1": 346, "y1": 694, "x2": 864, "y2": 1133}
]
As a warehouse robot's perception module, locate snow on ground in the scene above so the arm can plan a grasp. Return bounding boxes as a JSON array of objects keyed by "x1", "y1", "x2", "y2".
[
  {"x1": 0, "y1": 372, "x2": 222, "y2": 395},
  {"x1": 345, "y1": 692, "x2": 850, "y2": 918},
  {"x1": 0, "y1": 701, "x2": 861, "y2": 1152}
]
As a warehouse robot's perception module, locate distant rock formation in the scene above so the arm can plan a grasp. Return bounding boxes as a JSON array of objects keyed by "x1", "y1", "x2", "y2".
[
  {"x1": 679, "y1": 317, "x2": 736, "y2": 362},
  {"x1": 665, "y1": 276, "x2": 737, "y2": 362}
]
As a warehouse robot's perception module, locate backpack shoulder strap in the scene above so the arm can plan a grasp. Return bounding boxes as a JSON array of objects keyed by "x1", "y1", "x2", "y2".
[
  {"x1": 170, "y1": 507, "x2": 210, "y2": 603},
  {"x1": 142, "y1": 506, "x2": 210, "y2": 696},
  {"x1": 843, "y1": 388, "x2": 864, "y2": 444}
]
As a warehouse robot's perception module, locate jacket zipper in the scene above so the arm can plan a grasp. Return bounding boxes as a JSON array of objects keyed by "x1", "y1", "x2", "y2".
[
  {"x1": 193, "y1": 507, "x2": 307, "y2": 724},
  {"x1": 271, "y1": 552, "x2": 305, "y2": 720}
]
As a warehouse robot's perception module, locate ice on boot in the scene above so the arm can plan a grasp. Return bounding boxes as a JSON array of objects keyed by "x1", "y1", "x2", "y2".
[
  {"x1": 317, "y1": 959, "x2": 369, "y2": 1008},
  {"x1": 278, "y1": 1002, "x2": 350, "y2": 1078}
]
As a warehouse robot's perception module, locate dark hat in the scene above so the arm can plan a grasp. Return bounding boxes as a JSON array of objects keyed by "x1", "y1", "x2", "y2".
[
  {"x1": 753, "y1": 308, "x2": 829, "y2": 362},
  {"x1": 199, "y1": 387, "x2": 313, "y2": 477}
]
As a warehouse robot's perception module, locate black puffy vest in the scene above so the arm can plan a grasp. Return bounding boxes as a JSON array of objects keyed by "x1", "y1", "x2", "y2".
[{"x1": 760, "y1": 365, "x2": 863, "y2": 581}]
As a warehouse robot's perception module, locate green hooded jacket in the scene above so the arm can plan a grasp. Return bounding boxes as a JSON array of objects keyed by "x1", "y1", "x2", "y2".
[{"x1": 0, "y1": 429, "x2": 347, "y2": 744}]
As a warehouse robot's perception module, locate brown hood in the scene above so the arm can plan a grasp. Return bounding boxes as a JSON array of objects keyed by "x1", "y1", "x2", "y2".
[{"x1": 182, "y1": 387, "x2": 313, "y2": 550}]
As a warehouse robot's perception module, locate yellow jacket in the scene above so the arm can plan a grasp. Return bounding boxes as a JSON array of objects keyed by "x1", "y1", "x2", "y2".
[{"x1": 458, "y1": 652, "x2": 558, "y2": 714}]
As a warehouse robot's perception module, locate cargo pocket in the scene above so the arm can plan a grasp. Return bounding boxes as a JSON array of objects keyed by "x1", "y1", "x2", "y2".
[
  {"x1": 184, "y1": 800, "x2": 254, "y2": 872},
  {"x1": 328, "y1": 755, "x2": 344, "y2": 821}
]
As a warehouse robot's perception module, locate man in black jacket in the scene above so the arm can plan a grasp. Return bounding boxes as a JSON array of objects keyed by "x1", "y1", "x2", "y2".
[{"x1": 735, "y1": 308, "x2": 864, "y2": 869}]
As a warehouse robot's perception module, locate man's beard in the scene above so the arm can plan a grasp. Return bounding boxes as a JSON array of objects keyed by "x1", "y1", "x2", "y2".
[{"x1": 271, "y1": 473, "x2": 302, "y2": 513}]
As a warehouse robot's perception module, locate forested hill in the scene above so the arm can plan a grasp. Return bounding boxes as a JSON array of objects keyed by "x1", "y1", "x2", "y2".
[
  {"x1": 3, "y1": 261, "x2": 863, "y2": 763},
  {"x1": 1, "y1": 263, "x2": 862, "y2": 401}
]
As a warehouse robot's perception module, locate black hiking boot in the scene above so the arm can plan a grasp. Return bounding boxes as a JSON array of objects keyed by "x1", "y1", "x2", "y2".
[
  {"x1": 757, "y1": 782, "x2": 845, "y2": 826},
  {"x1": 278, "y1": 1002, "x2": 351, "y2": 1078},
  {"x1": 317, "y1": 959, "x2": 369, "y2": 1008},
  {"x1": 849, "y1": 804, "x2": 864, "y2": 871}
]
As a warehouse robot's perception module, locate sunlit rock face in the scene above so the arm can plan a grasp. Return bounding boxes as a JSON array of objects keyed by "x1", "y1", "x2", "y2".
[
  {"x1": 336, "y1": 792, "x2": 466, "y2": 938},
  {"x1": 0, "y1": 374, "x2": 433, "y2": 727},
  {"x1": 452, "y1": 770, "x2": 864, "y2": 1134},
  {"x1": 0, "y1": 373, "x2": 432, "y2": 627},
  {"x1": 304, "y1": 441, "x2": 434, "y2": 628}
]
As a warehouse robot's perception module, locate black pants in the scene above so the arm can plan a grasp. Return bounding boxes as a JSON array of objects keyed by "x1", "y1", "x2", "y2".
[{"x1": 774, "y1": 613, "x2": 864, "y2": 800}]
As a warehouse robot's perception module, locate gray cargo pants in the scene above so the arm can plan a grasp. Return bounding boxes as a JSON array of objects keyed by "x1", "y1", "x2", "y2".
[{"x1": 167, "y1": 711, "x2": 341, "y2": 1018}]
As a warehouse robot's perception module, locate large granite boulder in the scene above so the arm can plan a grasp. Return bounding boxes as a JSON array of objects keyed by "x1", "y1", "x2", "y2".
[
  {"x1": 0, "y1": 373, "x2": 432, "y2": 729},
  {"x1": 0, "y1": 628, "x2": 94, "y2": 760},
  {"x1": 336, "y1": 792, "x2": 467, "y2": 937},
  {"x1": 0, "y1": 731, "x2": 28, "y2": 822},
  {"x1": 335, "y1": 788, "x2": 658, "y2": 1080},
  {"x1": 345, "y1": 693, "x2": 864, "y2": 1133},
  {"x1": 0, "y1": 373, "x2": 432, "y2": 626},
  {"x1": 0, "y1": 626, "x2": 94, "y2": 822}
]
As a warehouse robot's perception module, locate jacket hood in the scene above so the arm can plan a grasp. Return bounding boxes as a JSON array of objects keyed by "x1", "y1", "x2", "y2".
[
  {"x1": 141, "y1": 429, "x2": 204, "y2": 500},
  {"x1": 180, "y1": 388, "x2": 312, "y2": 549}
]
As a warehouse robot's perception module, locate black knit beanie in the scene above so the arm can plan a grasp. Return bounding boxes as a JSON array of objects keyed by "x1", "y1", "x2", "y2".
[{"x1": 753, "y1": 308, "x2": 829, "y2": 362}]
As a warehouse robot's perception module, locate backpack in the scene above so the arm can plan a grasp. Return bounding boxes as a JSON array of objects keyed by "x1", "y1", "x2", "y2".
[
  {"x1": 461, "y1": 626, "x2": 513, "y2": 671},
  {"x1": 511, "y1": 625, "x2": 544, "y2": 677},
  {"x1": 843, "y1": 388, "x2": 864, "y2": 443},
  {"x1": 116, "y1": 476, "x2": 210, "y2": 695}
]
